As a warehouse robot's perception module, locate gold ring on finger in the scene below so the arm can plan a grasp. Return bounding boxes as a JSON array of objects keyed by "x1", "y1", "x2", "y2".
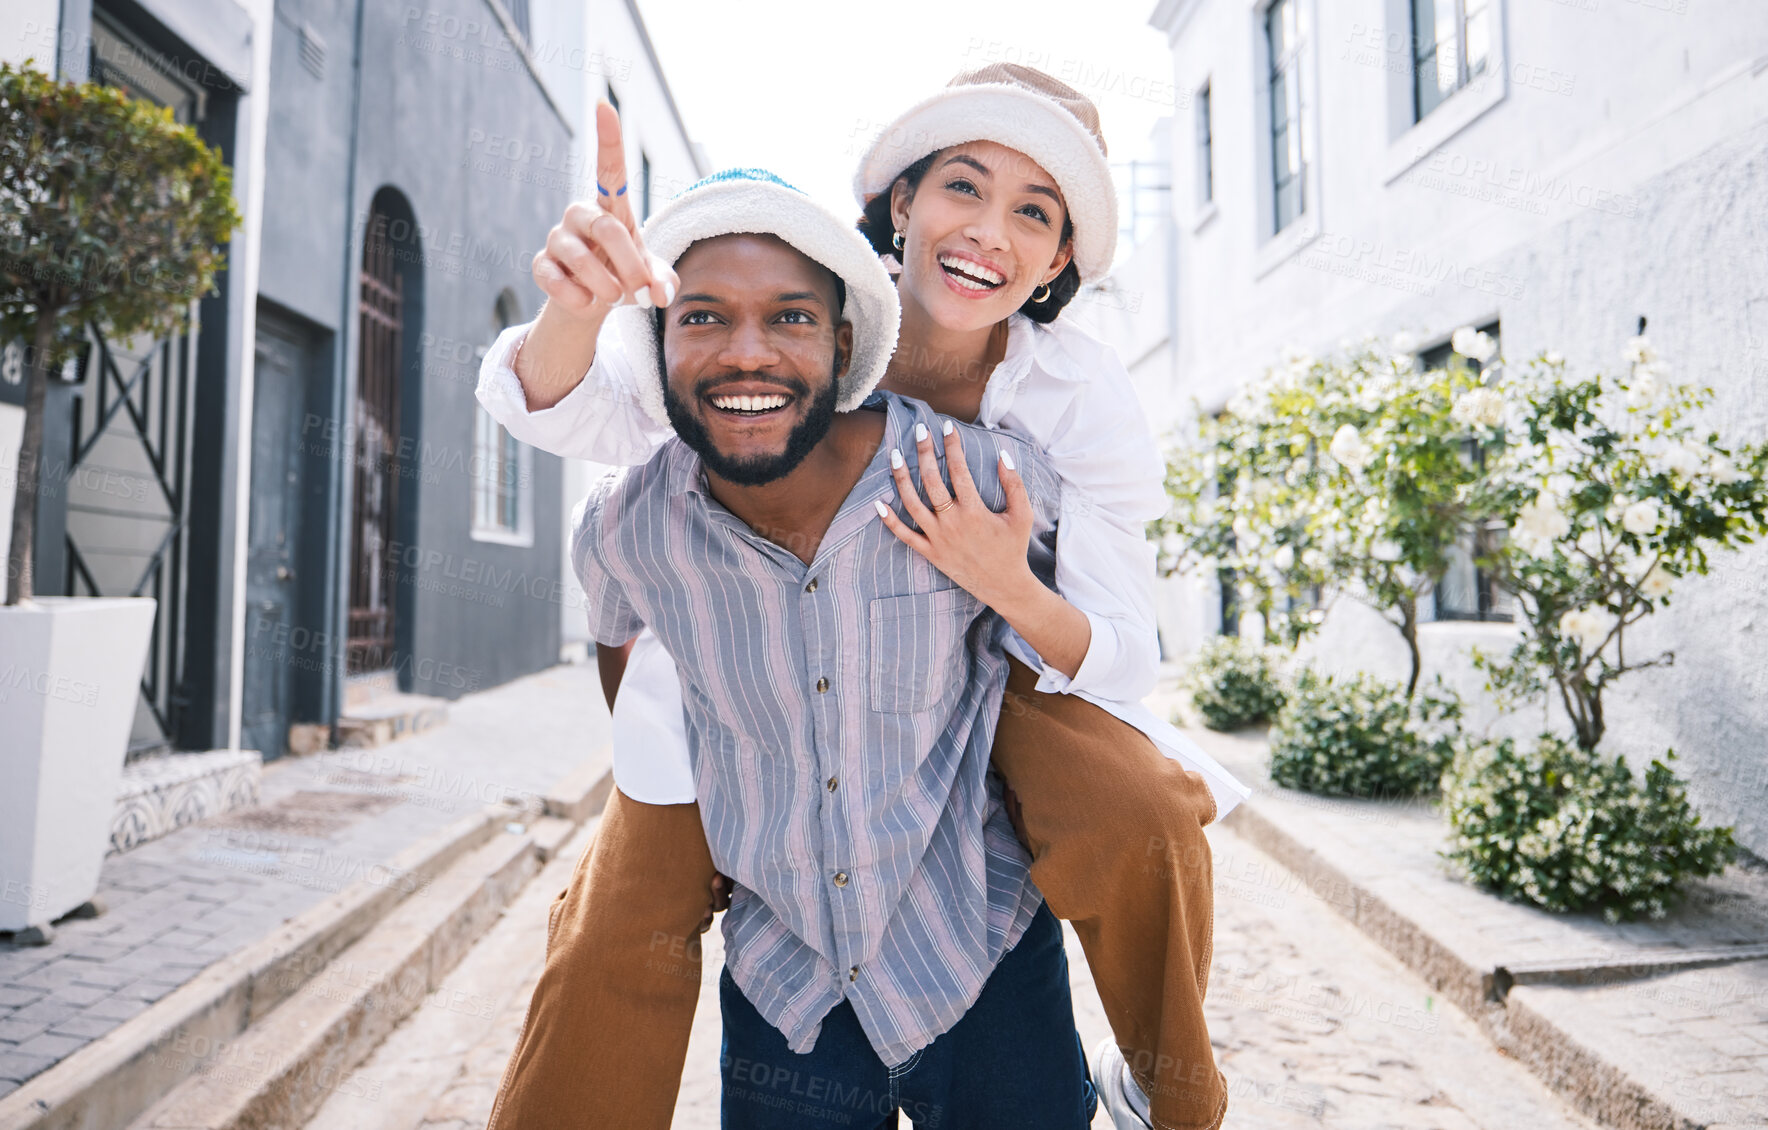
[{"x1": 931, "y1": 498, "x2": 956, "y2": 514}]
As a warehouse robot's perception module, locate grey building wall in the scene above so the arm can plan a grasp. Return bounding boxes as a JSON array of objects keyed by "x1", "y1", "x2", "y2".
[{"x1": 257, "y1": 0, "x2": 570, "y2": 710}]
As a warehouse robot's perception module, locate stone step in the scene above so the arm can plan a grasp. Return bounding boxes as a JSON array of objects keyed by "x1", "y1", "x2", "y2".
[
  {"x1": 123, "y1": 827, "x2": 542, "y2": 1130},
  {"x1": 335, "y1": 693, "x2": 450, "y2": 750},
  {"x1": 110, "y1": 751, "x2": 263, "y2": 856},
  {"x1": 0, "y1": 749, "x2": 611, "y2": 1130}
]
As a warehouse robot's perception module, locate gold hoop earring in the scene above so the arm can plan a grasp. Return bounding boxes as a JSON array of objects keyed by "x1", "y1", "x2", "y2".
[
  {"x1": 1032, "y1": 283, "x2": 1052, "y2": 303},
  {"x1": 891, "y1": 230, "x2": 905, "y2": 251}
]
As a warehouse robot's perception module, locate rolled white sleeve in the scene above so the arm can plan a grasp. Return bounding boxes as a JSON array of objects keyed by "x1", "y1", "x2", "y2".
[
  {"x1": 1018, "y1": 486, "x2": 1163, "y2": 701},
  {"x1": 475, "y1": 321, "x2": 672, "y2": 466},
  {"x1": 994, "y1": 319, "x2": 1170, "y2": 702}
]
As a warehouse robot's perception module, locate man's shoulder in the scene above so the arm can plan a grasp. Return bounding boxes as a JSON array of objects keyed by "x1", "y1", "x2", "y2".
[{"x1": 573, "y1": 441, "x2": 688, "y2": 537}]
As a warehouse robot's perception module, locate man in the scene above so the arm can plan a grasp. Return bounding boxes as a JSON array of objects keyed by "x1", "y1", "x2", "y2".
[{"x1": 529, "y1": 168, "x2": 1095, "y2": 1128}]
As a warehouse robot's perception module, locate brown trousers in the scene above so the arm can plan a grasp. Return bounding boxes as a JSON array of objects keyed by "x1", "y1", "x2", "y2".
[{"x1": 486, "y1": 660, "x2": 1225, "y2": 1130}]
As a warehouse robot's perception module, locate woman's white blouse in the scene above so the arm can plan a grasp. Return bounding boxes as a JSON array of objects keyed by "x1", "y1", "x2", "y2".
[{"x1": 476, "y1": 313, "x2": 1249, "y2": 816}]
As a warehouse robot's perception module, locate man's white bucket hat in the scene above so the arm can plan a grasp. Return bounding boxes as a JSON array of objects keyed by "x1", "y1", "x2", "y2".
[
  {"x1": 612, "y1": 168, "x2": 902, "y2": 427},
  {"x1": 853, "y1": 63, "x2": 1118, "y2": 283}
]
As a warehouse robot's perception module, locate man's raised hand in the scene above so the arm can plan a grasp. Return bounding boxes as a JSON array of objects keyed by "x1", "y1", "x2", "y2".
[{"x1": 530, "y1": 101, "x2": 679, "y2": 318}]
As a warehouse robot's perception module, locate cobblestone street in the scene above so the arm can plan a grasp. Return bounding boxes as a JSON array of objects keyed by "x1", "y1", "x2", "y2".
[{"x1": 302, "y1": 819, "x2": 1599, "y2": 1130}]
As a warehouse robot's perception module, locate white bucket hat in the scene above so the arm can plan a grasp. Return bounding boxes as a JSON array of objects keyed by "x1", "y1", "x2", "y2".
[
  {"x1": 612, "y1": 168, "x2": 901, "y2": 427},
  {"x1": 853, "y1": 63, "x2": 1118, "y2": 282}
]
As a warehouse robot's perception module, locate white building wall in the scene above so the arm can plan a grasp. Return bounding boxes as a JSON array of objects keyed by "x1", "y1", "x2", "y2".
[
  {"x1": 526, "y1": 0, "x2": 704, "y2": 651},
  {"x1": 1125, "y1": 0, "x2": 1768, "y2": 854}
]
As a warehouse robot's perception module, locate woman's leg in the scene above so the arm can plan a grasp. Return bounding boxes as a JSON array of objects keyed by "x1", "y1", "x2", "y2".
[
  {"x1": 485, "y1": 787, "x2": 716, "y2": 1129},
  {"x1": 990, "y1": 659, "x2": 1227, "y2": 1130}
]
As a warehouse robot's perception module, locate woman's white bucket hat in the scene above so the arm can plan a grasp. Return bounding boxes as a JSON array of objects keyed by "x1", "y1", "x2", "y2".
[
  {"x1": 853, "y1": 63, "x2": 1118, "y2": 282},
  {"x1": 611, "y1": 168, "x2": 902, "y2": 427}
]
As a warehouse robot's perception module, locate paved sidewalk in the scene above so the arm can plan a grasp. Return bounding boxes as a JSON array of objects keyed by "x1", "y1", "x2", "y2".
[
  {"x1": 0, "y1": 661, "x2": 612, "y2": 1099},
  {"x1": 305, "y1": 820, "x2": 1597, "y2": 1130},
  {"x1": 1159, "y1": 681, "x2": 1768, "y2": 1130}
]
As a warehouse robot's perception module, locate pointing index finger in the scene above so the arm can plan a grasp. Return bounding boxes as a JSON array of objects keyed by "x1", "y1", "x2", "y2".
[{"x1": 594, "y1": 100, "x2": 640, "y2": 236}]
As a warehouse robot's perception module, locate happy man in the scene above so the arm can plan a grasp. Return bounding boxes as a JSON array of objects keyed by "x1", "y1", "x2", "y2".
[{"x1": 537, "y1": 169, "x2": 1095, "y2": 1128}]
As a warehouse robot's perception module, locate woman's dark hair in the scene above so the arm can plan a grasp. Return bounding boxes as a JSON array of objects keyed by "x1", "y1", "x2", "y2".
[{"x1": 856, "y1": 152, "x2": 1082, "y2": 324}]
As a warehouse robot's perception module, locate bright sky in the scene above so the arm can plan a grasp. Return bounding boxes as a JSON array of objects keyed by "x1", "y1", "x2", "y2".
[{"x1": 634, "y1": 0, "x2": 1177, "y2": 219}]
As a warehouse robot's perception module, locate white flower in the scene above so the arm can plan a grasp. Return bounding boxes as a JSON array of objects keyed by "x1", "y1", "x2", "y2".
[
  {"x1": 1559, "y1": 605, "x2": 1617, "y2": 652},
  {"x1": 1451, "y1": 387, "x2": 1505, "y2": 428},
  {"x1": 1391, "y1": 331, "x2": 1418, "y2": 355},
  {"x1": 1623, "y1": 335, "x2": 1658, "y2": 366},
  {"x1": 1372, "y1": 539, "x2": 1403, "y2": 562},
  {"x1": 1160, "y1": 533, "x2": 1186, "y2": 560},
  {"x1": 1329, "y1": 424, "x2": 1372, "y2": 472},
  {"x1": 1622, "y1": 499, "x2": 1661, "y2": 536},
  {"x1": 1656, "y1": 445, "x2": 1706, "y2": 479},
  {"x1": 1544, "y1": 350, "x2": 1565, "y2": 366},
  {"x1": 1452, "y1": 326, "x2": 1498, "y2": 363},
  {"x1": 1280, "y1": 344, "x2": 1314, "y2": 372},
  {"x1": 1273, "y1": 545, "x2": 1296, "y2": 570},
  {"x1": 1302, "y1": 548, "x2": 1328, "y2": 571},
  {"x1": 1639, "y1": 564, "x2": 1673, "y2": 599},
  {"x1": 1542, "y1": 473, "x2": 1577, "y2": 504},
  {"x1": 1627, "y1": 364, "x2": 1664, "y2": 407},
  {"x1": 1708, "y1": 454, "x2": 1745, "y2": 484},
  {"x1": 1512, "y1": 494, "x2": 1571, "y2": 557}
]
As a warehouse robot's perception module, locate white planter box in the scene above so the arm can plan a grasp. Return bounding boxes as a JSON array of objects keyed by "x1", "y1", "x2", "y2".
[{"x1": 0, "y1": 597, "x2": 156, "y2": 932}]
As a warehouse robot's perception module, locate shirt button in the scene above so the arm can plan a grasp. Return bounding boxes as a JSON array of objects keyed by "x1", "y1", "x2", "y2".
[
  {"x1": 827, "y1": 776, "x2": 838, "y2": 792},
  {"x1": 806, "y1": 578, "x2": 818, "y2": 593},
  {"x1": 849, "y1": 966, "x2": 859, "y2": 982},
  {"x1": 832, "y1": 871, "x2": 849, "y2": 888},
  {"x1": 816, "y1": 676, "x2": 829, "y2": 694}
]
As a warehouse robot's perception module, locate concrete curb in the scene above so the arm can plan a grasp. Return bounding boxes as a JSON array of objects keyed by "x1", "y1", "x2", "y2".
[
  {"x1": 0, "y1": 749, "x2": 612, "y2": 1130},
  {"x1": 1219, "y1": 798, "x2": 1728, "y2": 1130}
]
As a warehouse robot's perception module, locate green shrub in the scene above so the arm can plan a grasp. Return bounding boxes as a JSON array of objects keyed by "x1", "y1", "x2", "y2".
[
  {"x1": 1185, "y1": 636, "x2": 1287, "y2": 731},
  {"x1": 1442, "y1": 736, "x2": 1737, "y2": 921},
  {"x1": 1268, "y1": 669, "x2": 1460, "y2": 798}
]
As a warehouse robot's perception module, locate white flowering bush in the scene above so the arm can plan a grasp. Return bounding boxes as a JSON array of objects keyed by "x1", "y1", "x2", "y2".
[
  {"x1": 1154, "y1": 337, "x2": 1489, "y2": 696},
  {"x1": 1467, "y1": 336, "x2": 1768, "y2": 750},
  {"x1": 1184, "y1": 636, "x2": 1287, "y2": 731},
  {"x1": 1443, "y1": 736, "x2": 1737, "y2": 920},
  {"x1": 1268, "y1": 669, "x2": 1462, "y2": 798}
]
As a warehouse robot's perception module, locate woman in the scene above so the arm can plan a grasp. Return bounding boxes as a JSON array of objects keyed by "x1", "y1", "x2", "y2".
[{"x1": 478, "y1": 64, "x2": 1246, "y2": 1130}]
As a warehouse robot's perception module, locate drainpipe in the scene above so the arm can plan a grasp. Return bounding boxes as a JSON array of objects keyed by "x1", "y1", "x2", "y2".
[{"x1": 325, "y1": 0, "x2": 369, "y2": 736}]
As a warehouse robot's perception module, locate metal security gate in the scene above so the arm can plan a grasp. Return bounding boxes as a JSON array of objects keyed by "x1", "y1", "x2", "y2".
[
  {"x1": 347, "y1": 214, "x2": 403, "y2": 673},
  {"x1": 63, "y1": 323, "x2": 195, "y2": 751}
]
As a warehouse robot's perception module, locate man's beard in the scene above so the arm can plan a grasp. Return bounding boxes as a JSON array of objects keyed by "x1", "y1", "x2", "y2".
[{"x1": 663, "y1": 369, "x2": 840, "y2": 487}]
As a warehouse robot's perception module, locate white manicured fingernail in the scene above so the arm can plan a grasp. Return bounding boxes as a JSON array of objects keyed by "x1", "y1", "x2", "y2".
[
  {"x1": 914, "y1": 423, "x2": 929, "y2": 442},
  {"x1": 890, "y1": 449, "x2": 905, "y2": 469},
  {"x1": 873, "y1": 499, "x2": 890, "y2": 519},
  {"x1": 942, "y1": 419, "x2": 954, "y2": 436},
  {"x1": 635, "y1": 289, "x2": 652, "y2": 309},
  {"x1": 661, "y1": 279, "x2": 675, "y2": 305},
  {"x1": 1000, "y1": 449, "x2": 1016, "y2": 471}
]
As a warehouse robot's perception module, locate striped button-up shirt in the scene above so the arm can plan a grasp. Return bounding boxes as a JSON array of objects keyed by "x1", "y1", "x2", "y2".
[{"x1": 571, "y1": 392, "x2": 1061, "y2": 1066}]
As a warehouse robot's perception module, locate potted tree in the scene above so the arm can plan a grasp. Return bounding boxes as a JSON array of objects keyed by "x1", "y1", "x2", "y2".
[{"x1": 1, "y1": 62, "x2": 238, "y2": 940}]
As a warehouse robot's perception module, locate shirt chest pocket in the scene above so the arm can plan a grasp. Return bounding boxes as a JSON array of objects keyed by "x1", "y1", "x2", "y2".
[{"x1": 867, "y1": 588, "x2": 982, "y2": 714}]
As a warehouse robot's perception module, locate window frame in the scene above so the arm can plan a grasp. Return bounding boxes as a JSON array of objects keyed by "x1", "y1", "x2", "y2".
[
  {"x1": 1249, "y1": 0, "x2": 1322, "y2": 277},
  {"x1": 1196, "y1": 80, "x2": 1214, "y2": 208},
  {"x1": 1380, "y1": 0, "x2": 1508, "y2": 184},
  {"x1": 470, "y1": 293, "x2": 534, "y2": 547}
]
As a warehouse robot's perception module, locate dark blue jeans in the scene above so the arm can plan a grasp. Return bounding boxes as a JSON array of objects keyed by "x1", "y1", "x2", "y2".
[{"x1": 719, "y1": 903, "x2": 1097, "y2": 1129}]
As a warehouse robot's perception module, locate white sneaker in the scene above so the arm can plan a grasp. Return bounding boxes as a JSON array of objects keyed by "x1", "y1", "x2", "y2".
[{"x1": 1090, "y1": 1039, "x2": 1154, "y2": 1130}]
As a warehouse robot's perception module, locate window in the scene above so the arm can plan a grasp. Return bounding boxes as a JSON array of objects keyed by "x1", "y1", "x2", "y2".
[
  {"x1": 1266, "y1": 0, "x2": 1306, "y2": 233},
  {"x1": 472, "y1": 294, "x2": 531, "y2": 543},
  {"x1": 1422, "y1": 322, "x2": 1513, "y2": 622},
  {"x1": 1196, "y1": 82, "x2": 1214, "y2": 206},
  {"x1": 641, "y1": 152, "x2": 653, "y2": 221},
  {"x1": 1413, "y1": 0, "x2": 1492, "y2": 122}
]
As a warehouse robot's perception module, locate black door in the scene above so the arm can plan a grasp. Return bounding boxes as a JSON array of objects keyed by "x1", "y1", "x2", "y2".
[{"x1": 242, "y1": 306, "x2": 317, "y2": 758}]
